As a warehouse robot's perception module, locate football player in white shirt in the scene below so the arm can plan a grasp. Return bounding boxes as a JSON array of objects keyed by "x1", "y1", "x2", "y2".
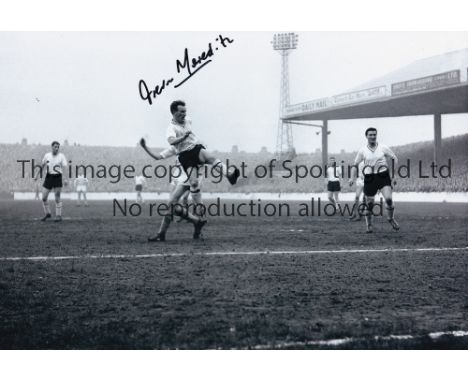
[
  {"x1": 36, "y1": 141, "x2": 69, "y2": 222},
  {"x1": 166, "y1": 100, "x2": 240, "y2": 198},
  {"x1": 349, "y1": 127, "x2": 399, "y2": 233},
  {"x1": 135, "y1": 174, "x2": 146, "y2": 203},
  {"x1": 74, "y1": 170, "x2": 89, "y2": 206},
  {"x1": 325, "y1": 156, "x2": 342, "y2": 210},
  {"x1": 140, "y1": 138, "x2": 206, "y2": 241}
]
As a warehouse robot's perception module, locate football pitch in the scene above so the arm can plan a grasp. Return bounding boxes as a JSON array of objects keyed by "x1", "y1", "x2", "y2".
[{"x1": 0, "y1": 199, "x2": 467, "y2": 349}]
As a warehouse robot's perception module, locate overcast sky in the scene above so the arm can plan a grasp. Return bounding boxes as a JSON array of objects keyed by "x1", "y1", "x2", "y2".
[{"x1": 0, "y1": 32, "x2": 467, "y2": 153}]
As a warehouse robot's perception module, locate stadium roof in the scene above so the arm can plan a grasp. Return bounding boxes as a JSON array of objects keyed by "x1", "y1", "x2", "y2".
[{"x1": 284, "y1": 48, "x2": 468, "y2": 121}]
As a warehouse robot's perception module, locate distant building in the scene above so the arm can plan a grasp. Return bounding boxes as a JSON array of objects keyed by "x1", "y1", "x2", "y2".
[
  {"x1": 21, "y1": 138, "x2": 28, "y2": 145},
  {"x1": 232, "y1": 145, "x2": 239, "y2": 154}
]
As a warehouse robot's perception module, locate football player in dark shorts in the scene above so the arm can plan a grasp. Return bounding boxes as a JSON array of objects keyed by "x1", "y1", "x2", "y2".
[
  {"x1": 349, "y1": 128, "x2": 399, "y2": 233},
  {"x1": 37, "y1": 141, "x2": 69, "y2": 222},
  {"x1": 325, "y1": 156, "x2": 342, "y2": 209},
  {"x1": 166, "y1": 100, "x2": 240, "y2": 188}
]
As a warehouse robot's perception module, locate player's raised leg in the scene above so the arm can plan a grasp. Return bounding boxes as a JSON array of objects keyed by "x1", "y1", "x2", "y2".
[{"x1": 198, "y1": 149, "x2": 240, "y2": 185}]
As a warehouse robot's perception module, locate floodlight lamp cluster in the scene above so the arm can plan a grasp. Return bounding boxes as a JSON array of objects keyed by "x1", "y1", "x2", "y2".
[{"x1": 271, "y1": 33, "x2": 299, "y2": 50}]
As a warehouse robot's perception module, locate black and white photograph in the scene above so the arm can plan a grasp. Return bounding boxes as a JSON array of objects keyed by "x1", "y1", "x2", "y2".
[{"x1": 0, "y1": 1, "x2": 467, "y2": 378}]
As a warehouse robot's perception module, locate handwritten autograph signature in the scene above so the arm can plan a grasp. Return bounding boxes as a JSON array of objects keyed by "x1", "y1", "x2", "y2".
[{"x1": 139, "y1": 34, "x2": 234, "y2": 105}]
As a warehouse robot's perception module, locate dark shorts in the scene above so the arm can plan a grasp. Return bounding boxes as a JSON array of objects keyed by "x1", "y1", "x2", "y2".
[
  {"x1": 364, "y1": 171, "x2": 392, "y2": 197},
  {"x1": 327, "y1": 181, "x2": 341, "y2": 192},
  {"x1": 135, "y1": 184, "x2": 143, "y2": 192},
  {"x1": 43, "y1": 174, "x2": 63, "y2": 190},
  {"x1": 178, "y1": 144, "x2": 206, "y2": 174}
]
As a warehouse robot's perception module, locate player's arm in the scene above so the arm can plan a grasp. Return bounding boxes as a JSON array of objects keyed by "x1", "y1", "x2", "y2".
[
  {"x1": 160, "y1": 146, "x2": 177, "y2": 159},
  {"x1": 168, "y1": 131, "x2": 191, "y2": 146},
  {"x1": 349, "y1": 151, "x2": 363, "y2": 186},
  {"x1": 140, "y1": 138, "x2": 165, "y2": 160},
  {"x1": 383, "y1": 146, "x2": 398, "y2": 185},
  {"x1": 140, "y1": 138, "x2": 178, "y2": 161},
  {"x1": 166, "y1": 124, "x2": 191, "y2": 146},
  {"x1": 383, "y1": 146, "x2": 398, "y2": 167}
]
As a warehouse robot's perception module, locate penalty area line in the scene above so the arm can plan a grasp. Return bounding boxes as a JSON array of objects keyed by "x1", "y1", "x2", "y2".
[
  {"x1": 0, "y1": 246, "x2": 467, "y2": 262},
  {"x1": 240, "y1": 330, "x2": 468, "y2": 350}
]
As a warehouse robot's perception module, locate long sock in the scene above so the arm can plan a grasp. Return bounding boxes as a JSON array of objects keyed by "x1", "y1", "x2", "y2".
[
  {"x1": 386, "y1": 205, "x2": 395, "y2": 220},
  {"x1": 365, "y1": 200, "x2": 374, "y2": 226},
  {"x1": 42, "y1": 200, "x2": 51, "y2": 215},
  {"x1": 190, "y1": 189, "x2": 203, "y2": 216},
  {"x1": 55, "y1": 201, "x2": 62, "y2": 217}
]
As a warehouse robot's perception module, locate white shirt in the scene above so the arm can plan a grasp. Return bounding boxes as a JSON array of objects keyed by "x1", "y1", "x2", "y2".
[
  {"x1": 42, "y1": 152, "x2": 67, "y2": 175},
  {"x1": 354, "y1": 143, "x2": 397, "y2": 175},
  {"x1": 135, "y1": 175, "x2": 146, "y2": 185},
  {"x1": 166, "y1": 118, "x2": 201, "y2": 154},
  {"x1": 326, "y1": 166, "x2": 341, "y2": 182},
  {"x1": 74, "y1": 175, "x2": 89, "y2": 187}
]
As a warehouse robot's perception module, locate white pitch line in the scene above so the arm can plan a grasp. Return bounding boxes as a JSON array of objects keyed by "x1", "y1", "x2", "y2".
[
  {"x1": 243, "y1": 330, "x2": 468, "y2": 349},
  {"x1": 0, "y1": 246, "x2": 467, "y2": 262}
]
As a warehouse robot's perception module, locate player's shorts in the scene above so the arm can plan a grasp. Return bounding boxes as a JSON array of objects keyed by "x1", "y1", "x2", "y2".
[
  {"x1": 135, "y1": 184, "x2": 143, "y2": 192},
  {"x1": 327, "y1": 180, "x2": 341, "y2": 192},
  {"x1": 364, "y1": 170, "x2": 392, "y2": 197},
  {"x1": 76, "y1": 185, "x2": 87, "y2": 193},
  {"x1": 356, "y1": 177, "x2": 364, "y2": 188},
  {"x1": 43, "y1": 174, "x2": 63, "y2": 190},
  {"x1": 178, "y1": 144, "x2": 206, "y2": 174}
]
